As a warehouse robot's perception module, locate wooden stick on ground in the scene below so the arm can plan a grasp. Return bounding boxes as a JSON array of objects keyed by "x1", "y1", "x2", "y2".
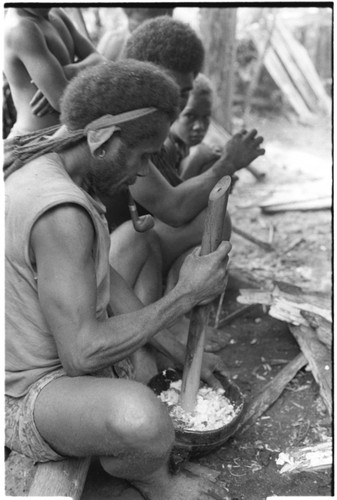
[
  {"x1": 216, "y1": 304, "x2": 255, "y2": 329},
  {"x1": 179, "y1": 176, "x2": 231, "y2": 412},
  {"x1": 232, "y1": 225, "x2": 274, "y2": 251},
  {"x1": 236, "y1": 352, "x2": 307, "y2": 436}
]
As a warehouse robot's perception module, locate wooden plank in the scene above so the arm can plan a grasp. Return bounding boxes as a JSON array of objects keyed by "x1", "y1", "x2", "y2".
[
  {"x1": 249, "y1": 28, "x2": 314, "y2": 121},
  {"x1": 28, "y1": 457, "x2": 91, "y2": 499},
  {"x1": 271, "y1": 26, "x2": 320, "y2": 112},
  {"x1": 276, "y1": 19, "x2": 331, "y2": 114},
  {"x1": 260, "y1": 197, "x2": 331, "y2": 213},
  {"x1": 236, "y1": 353, "x2": 307, "y2": 436},
  {"x1": 5, "y1": 451, "x2": 37, "y2": 496},
  {"x1": 289, "y1": 325, "x2": 332, "y2": 417}
]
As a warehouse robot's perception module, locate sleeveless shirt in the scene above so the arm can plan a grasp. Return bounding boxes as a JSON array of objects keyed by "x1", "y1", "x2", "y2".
[{"x1": 5, "y1": 153, "x2": 111, "y2": 397}]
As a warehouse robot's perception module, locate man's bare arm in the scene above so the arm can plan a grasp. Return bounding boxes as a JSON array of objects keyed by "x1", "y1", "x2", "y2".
[
  {"x1": 56, "y1": 8, "x2": 106, "y2": 79},
  {"x1": 30, "y1": 204, "x2": 229, "y2": 377},
  {"x1": 108, "y1": 263, "x2": 230, "y2": 388},
  {"x1": 5, "y1": 18, "x2": 69, "y2": 111},
  {"x1": 131, "y1": 129, "x2": 265, "y2": 226}
]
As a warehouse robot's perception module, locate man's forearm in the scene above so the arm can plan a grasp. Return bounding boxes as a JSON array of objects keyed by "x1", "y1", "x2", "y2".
[
  {"x1": 64, "y1": 53, "x2": 106, "y2": 79},
  {"x1": 75, "y1": 268, "x2": 193, "y2": 373},
  {"x1": 108, "y1": 270, "x2": 187, "y2": 369},
  {"x1": 169, "y1": 157, "x2": 235, "y2": 225}
]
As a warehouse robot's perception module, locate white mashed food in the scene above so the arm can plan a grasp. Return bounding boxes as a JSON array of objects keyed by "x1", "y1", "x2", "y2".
[{"x1": 159, "y1": 379, "x2": 237, "y2": 431}]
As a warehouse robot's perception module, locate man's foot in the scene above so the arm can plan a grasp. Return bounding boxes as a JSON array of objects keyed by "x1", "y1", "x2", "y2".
[
  {"x1": 131, "y1": 465, "x2": 231, "y2": 500},
  {"x1": 204, "y1": 326, "x2": 231, "y2": 352}
]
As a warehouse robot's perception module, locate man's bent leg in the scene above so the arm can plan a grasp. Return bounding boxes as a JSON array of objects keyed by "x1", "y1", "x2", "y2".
[
  {"x1": 34, "y1": 376, "x2": 175, "y2": 480},
  {"x1": 155, "y1": 210, "x2": 232, "y2": 275},
  {"x1": 109, "y1": 221, "x2": 163, "y2": 305}
]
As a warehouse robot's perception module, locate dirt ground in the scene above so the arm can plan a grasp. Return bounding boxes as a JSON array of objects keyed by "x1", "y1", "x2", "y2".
[{"x1": 81, "y1": 111, "x2": 332, "y2": 499}]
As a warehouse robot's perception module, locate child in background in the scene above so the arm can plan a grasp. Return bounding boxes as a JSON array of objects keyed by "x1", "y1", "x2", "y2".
[{"x1": 169, "y1": 73, "x2": 226, "y2": 180}]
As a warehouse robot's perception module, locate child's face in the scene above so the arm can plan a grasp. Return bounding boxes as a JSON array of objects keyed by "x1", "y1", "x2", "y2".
[{"x1": 172, "y1": 93, "x2": 212, "y2": 147}]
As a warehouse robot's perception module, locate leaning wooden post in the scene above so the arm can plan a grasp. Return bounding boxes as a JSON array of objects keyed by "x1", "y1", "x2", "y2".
[{"x1": 179, "y1": 176, "x2": 231, "y2": 412}]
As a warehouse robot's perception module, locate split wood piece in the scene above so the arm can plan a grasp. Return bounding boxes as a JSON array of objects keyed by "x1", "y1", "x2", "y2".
[
  {"x1": 232, "y1": 225, "x2": 274, "y2": 251},
  {"x1": 300, "y1": 310, "x2": 332, "y2": 349},
  {"x1": 276, "y1": 438, "x2": 332, "y2": 474},
  {"x1": 28, "y1": 457, "x2": 91, "y2": 499},
  {"x1": 237, "y1": 284, "x2": 332, "y2": 336},
  {"x1": 236, "y1": 353, "x2": 307, "y2": 436},
  {"x1": 179, "y1": 176, "x2": 231, "y2": 412},
  {"x1": 289, "y1": 324, "x2": 332, "y2": 417}
]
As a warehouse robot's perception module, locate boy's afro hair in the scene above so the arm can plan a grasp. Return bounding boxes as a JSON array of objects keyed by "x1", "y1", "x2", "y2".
[
  {"x1": 192, "y1": 73, "x2": 214, "y2": 98},
  {"x1": 125, "y1": 16, "x2": 204, "y2": 76},
  {"x1": 123, "y1": 7, "x2": 174, "y2": 19}
]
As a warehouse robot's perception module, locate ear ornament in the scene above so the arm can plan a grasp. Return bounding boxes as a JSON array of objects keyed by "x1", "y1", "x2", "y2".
[{"x1": 97, "y1": 149, "x2": 106, "y2": 159}]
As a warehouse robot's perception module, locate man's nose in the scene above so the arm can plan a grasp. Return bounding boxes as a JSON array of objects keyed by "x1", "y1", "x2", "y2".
[{"x1": 192, "y1": 119, "x2": 204, "y2": 131}]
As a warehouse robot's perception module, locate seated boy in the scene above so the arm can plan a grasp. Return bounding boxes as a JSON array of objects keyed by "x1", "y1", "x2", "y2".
[{"x1": 169, "y1": 73, "x2": 235, "y2": 181}]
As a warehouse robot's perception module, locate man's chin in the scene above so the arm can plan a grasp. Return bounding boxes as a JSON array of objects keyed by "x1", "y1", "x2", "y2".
[{"x1": 189, "y1": 136, "x2": 204, "y2": 146}]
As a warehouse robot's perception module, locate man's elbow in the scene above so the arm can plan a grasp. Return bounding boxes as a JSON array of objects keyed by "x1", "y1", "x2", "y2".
[
  {"x1": 156, "y1": 202, "x2": 188, "y2": 227},
  {"x1": 60, "y1": 348, "x2": 92, "y2": 377}
]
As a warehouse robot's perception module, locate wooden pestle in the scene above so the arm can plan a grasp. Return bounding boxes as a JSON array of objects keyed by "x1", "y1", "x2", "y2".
[{"x1": 179, "y1": 176, "x2": 231, "y2": 412}]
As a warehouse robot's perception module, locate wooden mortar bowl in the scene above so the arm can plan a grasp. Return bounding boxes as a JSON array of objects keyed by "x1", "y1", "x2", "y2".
[{"x1": 148, "y1": 369, "x2": 245, "y2": 459}]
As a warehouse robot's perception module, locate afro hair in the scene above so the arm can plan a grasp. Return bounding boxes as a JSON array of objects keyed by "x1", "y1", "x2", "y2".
[
  {"x1": 125, "y1": 16, "x2": 204, "y2": 76},
  {"x1": 60, "y1": 60, "x2": 180, "y2": 146}
]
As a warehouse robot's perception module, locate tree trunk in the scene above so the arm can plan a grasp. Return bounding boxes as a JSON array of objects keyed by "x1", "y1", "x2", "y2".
[{"x1": 200, "y1": 8, "x2": 237, "y2": 133}]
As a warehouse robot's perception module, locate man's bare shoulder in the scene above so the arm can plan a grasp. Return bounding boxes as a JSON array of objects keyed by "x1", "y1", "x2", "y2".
[
  {"x1": 4, "y1": 9, "x2": 43, "y2": 50},
  {"x1": 31, "y1": 203, "x2": 96, "y2": 257}
]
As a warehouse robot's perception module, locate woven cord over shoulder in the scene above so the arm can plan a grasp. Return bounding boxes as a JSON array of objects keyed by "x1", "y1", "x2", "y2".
[{"x1": 3, "y1": 107, "x2": 158, "y2": 180}]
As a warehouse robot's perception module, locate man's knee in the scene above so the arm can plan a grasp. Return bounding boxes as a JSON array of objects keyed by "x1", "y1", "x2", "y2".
[
  {"x1": 104, "y1": 381, "x2": 174, "y2": 456},
  {"x1": 110, "y1": 223, "x2": 161, "y2": 262}
]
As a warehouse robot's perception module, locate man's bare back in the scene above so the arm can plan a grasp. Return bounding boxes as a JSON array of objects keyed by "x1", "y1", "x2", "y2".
[{"x1": 4, "y1": 7, "x2": 103, "y2": 133}]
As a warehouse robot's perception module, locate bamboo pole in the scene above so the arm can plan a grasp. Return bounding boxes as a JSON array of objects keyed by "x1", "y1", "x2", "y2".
[{"x1": 179, "y1": 176, "x2": 231, "y2": 412}]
